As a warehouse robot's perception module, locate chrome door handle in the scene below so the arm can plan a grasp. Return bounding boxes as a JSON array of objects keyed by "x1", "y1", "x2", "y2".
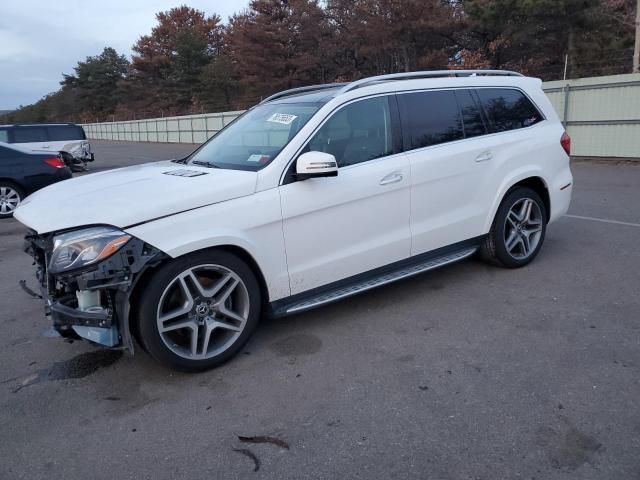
[
  {"x1": 475, "y1": 151, "x2": 493, "y2": 162},
  {"x1": 379, "y1": 172, "x2": 404, "y2": 186}
]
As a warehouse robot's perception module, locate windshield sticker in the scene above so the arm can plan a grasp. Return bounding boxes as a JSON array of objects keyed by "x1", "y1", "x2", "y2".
[
  {"x1": 267, "y1": 113, "x2": 298, "y2": 125},
  {"x1": 247, "y1": 154, "x2": 271, "y2": 164},
  {"x1": 163, "y1": 169, "x2": 208, "y2": 177}
]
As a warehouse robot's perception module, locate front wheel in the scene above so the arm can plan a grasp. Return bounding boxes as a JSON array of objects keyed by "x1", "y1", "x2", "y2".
[
  {"x1": 481, "y1": 187, "x2": 547, "y2": 268},
  {"x1": 136, "y1": 250, "x2": 261, "y2": 372}
]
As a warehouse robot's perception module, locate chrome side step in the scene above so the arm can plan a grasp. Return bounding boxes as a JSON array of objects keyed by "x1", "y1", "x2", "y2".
[{"x1": 285, "y1": 247, "x2": 477, "y2": 315}]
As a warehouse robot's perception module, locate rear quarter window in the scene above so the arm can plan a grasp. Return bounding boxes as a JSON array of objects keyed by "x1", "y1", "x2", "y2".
[
  {"x1": 0, "y1": 129, "x2": 8, "y2": 143},
  {"x1": 476, "y1": 88, "x2": 543, "y2": 133},
  {"x1": 397, "y1": 90, "x2": 464, "y2": 150}
]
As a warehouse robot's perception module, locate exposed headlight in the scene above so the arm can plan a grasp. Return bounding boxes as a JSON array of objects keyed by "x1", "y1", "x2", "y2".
[{"x1": 49, "y1": 227, "x2": 131, "y2": 274}]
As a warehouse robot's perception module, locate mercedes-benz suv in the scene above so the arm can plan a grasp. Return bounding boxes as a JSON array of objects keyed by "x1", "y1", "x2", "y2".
[{"x1": 15, "y1": 70, "x2": 573, "y2": 371}]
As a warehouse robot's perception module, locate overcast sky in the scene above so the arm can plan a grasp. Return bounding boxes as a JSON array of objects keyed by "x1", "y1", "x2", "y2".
[{"x1": 0, "y1": 0, "x2": 249, "y2": 110}]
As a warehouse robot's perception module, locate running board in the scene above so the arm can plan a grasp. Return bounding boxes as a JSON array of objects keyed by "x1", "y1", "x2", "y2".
[{"x1": 283, "y1": 247, "x2": 477, "y2": 315}]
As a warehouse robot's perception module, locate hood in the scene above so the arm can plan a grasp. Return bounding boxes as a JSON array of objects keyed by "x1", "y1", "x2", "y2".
[{"x1": 15, "y1": 161, "x2": 258, "y2": 233}]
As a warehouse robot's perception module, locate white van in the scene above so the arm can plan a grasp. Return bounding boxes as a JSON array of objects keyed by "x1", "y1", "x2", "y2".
[
  {"x1": 15, "y1": 70, "x2": 573, "y2": 371},
  {"x1": 0, "y1": 123, "x2": 94, "y2": 170}
]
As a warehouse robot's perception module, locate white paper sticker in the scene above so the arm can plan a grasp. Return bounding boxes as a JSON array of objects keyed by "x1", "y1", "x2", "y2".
[
  {"x1": 247, "y1": 154, "x2": 270, "y2": 163},
  {"x1": 267, "y1": 113, "x2": 298, "y2": 125}
]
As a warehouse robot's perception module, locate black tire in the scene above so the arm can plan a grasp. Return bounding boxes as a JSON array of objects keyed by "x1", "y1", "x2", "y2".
[
  {"x1": 136, "y1": 250, "x2": 261, "y2": 372},
  {"x1": 480, "y1": 187, "x2": 547, "y2": 268},
  {"x1": 0, "y1": 182, "x2": 24, "y2": 219}
]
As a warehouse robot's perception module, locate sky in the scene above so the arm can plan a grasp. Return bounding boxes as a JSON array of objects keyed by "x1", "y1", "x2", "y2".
[{"x1": 0, "y1": 0, "x2": 250, "y2": 110}]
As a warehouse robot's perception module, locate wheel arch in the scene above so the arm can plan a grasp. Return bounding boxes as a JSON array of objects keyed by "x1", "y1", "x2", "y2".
[
  {"x1": 127, "y1": 243, "x2": 271, "y2": 346},
  {"x1": 511, "y1": 177, "x2": 550, "y2": 222},
  {"x1": 0, "y1": 178, "x2": 26, "y2": 192},
  {"x1": 483, "y1": 172, "x2": 551, "y2": 233}
]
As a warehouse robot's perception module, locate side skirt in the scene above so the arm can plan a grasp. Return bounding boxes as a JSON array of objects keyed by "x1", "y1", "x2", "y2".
[{"x1": 269, "y1": 237, "x2": 483, "y2": 318}]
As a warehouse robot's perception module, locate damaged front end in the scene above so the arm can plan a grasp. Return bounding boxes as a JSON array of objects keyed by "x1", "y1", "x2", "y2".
[{"x1": 24, "y1": 226, "x2": 166, "y2": 352}]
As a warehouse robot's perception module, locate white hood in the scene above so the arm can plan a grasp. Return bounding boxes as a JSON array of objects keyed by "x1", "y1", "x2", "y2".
[{"x1": 15, "y1": 161, "x2": 257, "y2": 233}]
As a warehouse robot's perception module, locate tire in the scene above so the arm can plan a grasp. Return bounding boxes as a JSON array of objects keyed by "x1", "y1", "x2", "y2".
[
  {"x1": 136, "y1": 250, "x2": 261, "y2": 372},
  {"x1": 480, "y1": 187, "x2": 547, "y2": 268},
  {"x1": 0, "y1": 182, "x2": 24, "y2": 219}
]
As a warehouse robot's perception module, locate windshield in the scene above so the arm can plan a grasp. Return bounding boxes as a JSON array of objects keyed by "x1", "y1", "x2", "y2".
[{"x1": 187, "y1": 102, "x2": 320, "y2": 171}]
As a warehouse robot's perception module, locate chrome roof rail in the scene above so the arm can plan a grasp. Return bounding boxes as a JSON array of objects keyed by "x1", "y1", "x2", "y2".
[
  {"x1": 261, "y1": 83, "x2": 347, "y2": 104},
  {"x1": 338, "y1": 70, "x2": 524, "y2": 95}
]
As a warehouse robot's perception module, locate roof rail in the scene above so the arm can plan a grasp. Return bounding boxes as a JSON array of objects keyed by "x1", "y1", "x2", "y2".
[
  {"x1": 261, "y1": 83, "x2": 347, "y2": 104},
  {"x1": 338, "y1": 70, "x2": 524, "y2": 95}
]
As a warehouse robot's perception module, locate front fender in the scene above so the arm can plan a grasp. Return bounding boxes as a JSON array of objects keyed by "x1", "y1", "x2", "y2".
[{"x1": 124, "y1": 188, "x2": 290, "y2": 302}]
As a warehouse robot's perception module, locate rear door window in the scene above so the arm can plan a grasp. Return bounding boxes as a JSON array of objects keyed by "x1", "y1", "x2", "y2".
[
  {"x1": 476, "y1": 88, "x2": 543, "y2": 133},
  {"x1": 0, "y1": 129, "x2": 8, "y2": 143},
  {"x1": 454, "y1": 90, "x2": 487, "y2": 139},
  {"x1": 397, "y1": 90, "x2": 464, "y2": 150},
  {"x1": 47, "y1": 125, "x2": 86, "y2": 141},
  {"x1": 12, "y1": 127, "x2": 48, "y2": 143}
]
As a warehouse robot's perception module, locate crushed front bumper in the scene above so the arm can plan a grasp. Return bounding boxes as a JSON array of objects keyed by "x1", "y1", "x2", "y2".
[{"x1": 23, "y1": 230, "x2": 166, "y2": 352}]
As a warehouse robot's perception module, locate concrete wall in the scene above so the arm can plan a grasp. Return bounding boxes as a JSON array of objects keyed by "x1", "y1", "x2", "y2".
[
  {"x1": 83, "y1": 74, "x2": 640, "y2": 158},
  {"x1": 83, "y1": 111, "x2": 244, "y2": 144}
]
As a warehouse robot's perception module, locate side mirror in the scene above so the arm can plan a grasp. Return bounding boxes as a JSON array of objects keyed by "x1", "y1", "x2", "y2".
[{"x1": 296, "y1": 151, "x2": 338, "y2": 180}]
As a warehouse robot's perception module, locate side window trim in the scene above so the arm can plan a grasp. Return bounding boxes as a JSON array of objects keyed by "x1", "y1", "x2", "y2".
[
  {"x1": 389, "y1": 95, "x2": 404, "y2": 155},
  {"x1": 453, "y1": 90, "x2": 467, "y2": 139},
  {"x1": 281, "y1": 94, "x2": 401, "y2": 185},
  {"x1": 470, "y1": 89, "x2": 492, "y2": 133},
  {"x1": 462, "y1": 89, "x2": 490, "y2": 137}
]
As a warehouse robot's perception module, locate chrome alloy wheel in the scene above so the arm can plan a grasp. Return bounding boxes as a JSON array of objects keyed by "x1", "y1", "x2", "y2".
[
  {"x1": 503, "y1": 198, "x2": 544, "y2": 260},
  {"x1": 156, "y1": 264, "x2": 250, "y2": 360},
  {"x1": 0, "y1": 187, "x2": 21, "y2": 215}
]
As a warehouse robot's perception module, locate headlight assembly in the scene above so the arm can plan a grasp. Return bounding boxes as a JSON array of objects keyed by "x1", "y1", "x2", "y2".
[{"x1": 49, "y1": 226, "x2": 131, "y2": 274}]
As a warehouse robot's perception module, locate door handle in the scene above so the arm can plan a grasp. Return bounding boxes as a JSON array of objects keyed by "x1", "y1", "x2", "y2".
[
  {"x1": 475, "y1": 151, "x2": 493, "y2": 162},
  {"x1": 379, "y1": 172, "x2": 404, "y2": 186}
]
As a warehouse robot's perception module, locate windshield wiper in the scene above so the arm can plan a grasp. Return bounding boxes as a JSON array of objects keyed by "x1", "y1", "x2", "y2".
[{"x1": 192, "y1": 160, "x2": 222, "y2": 169}]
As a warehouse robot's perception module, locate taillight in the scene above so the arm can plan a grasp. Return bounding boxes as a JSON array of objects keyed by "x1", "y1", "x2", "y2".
[
  {"x1": 560, "y1": 132, "x2": 571, "y2": 156},
  {"x1": 44, "y1": 157, "x2": 66, "y2": 169}
]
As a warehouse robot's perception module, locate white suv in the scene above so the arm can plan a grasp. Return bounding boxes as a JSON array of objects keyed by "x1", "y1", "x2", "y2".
[{"x1": 15, "y1": 70, "x2": 573, "y2": 371}]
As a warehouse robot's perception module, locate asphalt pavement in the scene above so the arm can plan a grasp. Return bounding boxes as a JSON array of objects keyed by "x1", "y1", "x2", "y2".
[{"x1": 0, "y1": 141, "x2": 639, "y2": 479}]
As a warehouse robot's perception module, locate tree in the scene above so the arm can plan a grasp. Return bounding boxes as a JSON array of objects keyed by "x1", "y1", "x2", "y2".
[
  {"x1": 326, "y1": 0, "x2": 461, "y2": 78},
  {"x1": 224, "y1": 0, "x2": 334, "y2": 104},
  {"x1": 126, "y1": 5, "x2": 223, "y2": 114},
  {"x1": 61, "y1": 47, "x2": 129, "y2": 119},
  {"x1": 457, "y1": 0, "x2": 636, "y2": 79}
]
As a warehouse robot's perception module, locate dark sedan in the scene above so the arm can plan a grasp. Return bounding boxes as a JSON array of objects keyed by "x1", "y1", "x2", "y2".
[{"x1": 0, "y1": 144, "x2": 72, "y2": 218}]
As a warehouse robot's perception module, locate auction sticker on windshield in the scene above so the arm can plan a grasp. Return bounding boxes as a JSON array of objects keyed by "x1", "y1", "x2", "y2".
[
  {"x1": 267, "y1": 113, "x2": 298, "y2": 125},
  {"x1": 247, "y1": 154, "x2": 271, "y2": 163}
]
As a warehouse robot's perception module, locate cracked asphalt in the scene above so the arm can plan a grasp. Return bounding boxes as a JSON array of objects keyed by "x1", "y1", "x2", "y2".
[{"x1": 1, "y1": 141, "x2": 639, "y2": 479}]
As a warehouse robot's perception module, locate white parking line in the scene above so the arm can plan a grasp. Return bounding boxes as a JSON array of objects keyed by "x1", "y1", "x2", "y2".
[{"x1": 565, "y1": 214, "x2": 640, "y2": 228}]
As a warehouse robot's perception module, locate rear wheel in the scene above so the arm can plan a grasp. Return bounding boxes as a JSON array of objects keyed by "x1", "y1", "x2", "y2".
[
  {"x1": 481, "y1": 187, "x2": 547, "y2": 268},
  {"x1": 0, "y1": 183, "x2": 24, "y2": 218},
  {"x1": 136, "y1": 250, "x2": 261, "y2": 371}
]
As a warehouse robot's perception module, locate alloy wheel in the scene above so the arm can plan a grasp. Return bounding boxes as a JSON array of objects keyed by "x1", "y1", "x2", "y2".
[
  {"x1": 156, "y1": 264, "x2": 250, "y2": 360},
  {"x1": 503, "y1": 198, "x2": 543, "y2": 260},
  {"x1": 0, "y1": 186, "x2": 21, "y2": 215}
]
